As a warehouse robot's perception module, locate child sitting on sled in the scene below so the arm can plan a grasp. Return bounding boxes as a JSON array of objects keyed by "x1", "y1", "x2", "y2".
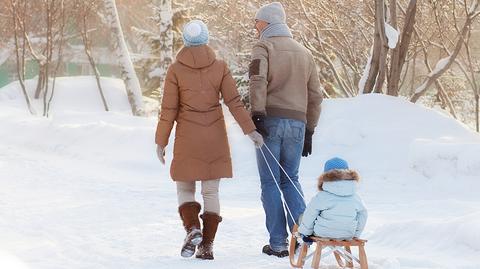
[{"x1": 298, "y1": 157, "x2": 368, "y2": 241}]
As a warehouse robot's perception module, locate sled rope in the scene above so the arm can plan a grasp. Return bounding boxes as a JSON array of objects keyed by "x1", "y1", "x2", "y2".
[
  {"x1": 259, "y1": 146, "x2": 298, "y2": 226},
  {"x1": 263, "y1": 144, "x2": 305, "y2": 200}
]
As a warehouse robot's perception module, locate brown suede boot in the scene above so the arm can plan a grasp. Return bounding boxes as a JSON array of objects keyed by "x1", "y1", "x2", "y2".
[
  {"x1": 178, "y1": 202, "x2": 202, "y2": 258},
  {"x1": 195, "y1": 212, "x2": 222, "y2": 260}
]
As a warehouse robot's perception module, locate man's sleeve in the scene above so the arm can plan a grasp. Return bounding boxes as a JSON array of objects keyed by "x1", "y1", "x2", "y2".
[
  {"x1": 306, "y1": 58, "x2": 324, "y2": 131},
  {"x1": 248, "y1": 41, "x2": 269, "y2": 116}
]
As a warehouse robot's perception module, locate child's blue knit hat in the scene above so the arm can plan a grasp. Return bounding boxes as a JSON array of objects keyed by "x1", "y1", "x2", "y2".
[
  {"x1": 182, "y1": 20, "x2": 209, "y2": 47},
  {"x1": 324, "y1": 157, "x2": 349, "y2": 172}
]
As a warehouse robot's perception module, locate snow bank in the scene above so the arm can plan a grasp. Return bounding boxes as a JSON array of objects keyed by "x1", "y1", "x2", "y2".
[
  {"x1": 0, "y1": 77, "x2": 133, "y2": 115},
  {"x1": 301, "y1": 94, "x2": 480, "y2": 180},
  {"x1": 409, "y1": 138, "x2": 480, "y2": 178}
]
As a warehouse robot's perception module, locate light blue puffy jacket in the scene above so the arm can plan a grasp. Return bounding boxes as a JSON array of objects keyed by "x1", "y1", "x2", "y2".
[{"x1": 298, "y1": 171, "x2": 368, "y2": 239}]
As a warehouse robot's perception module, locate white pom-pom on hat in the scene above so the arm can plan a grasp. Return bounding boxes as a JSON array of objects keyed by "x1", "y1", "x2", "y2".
[{"x1": 184, "y1": 23, "x2": 202, "y2": 37}]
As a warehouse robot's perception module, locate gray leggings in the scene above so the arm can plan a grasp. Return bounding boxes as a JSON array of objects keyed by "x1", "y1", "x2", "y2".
[{"x1": 176, "y1": 179, "x2": 220, "y2": 214}]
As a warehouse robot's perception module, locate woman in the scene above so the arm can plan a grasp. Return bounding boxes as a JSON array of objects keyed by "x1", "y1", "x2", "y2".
[{"x1": 155, "y1": 20, "x2": 264, "y2": 260}]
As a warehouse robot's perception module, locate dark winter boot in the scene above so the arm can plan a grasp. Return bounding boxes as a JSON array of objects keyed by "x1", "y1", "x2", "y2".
[
  {"x1": 262, "y1": 245, "x2": 289, "y2": 258},
  {"x1": 195, "y1": 212, "x2": 222, "y2": 260},
  {"x1": 178, "y1": 202, "x2": 203, "y2": 258}
]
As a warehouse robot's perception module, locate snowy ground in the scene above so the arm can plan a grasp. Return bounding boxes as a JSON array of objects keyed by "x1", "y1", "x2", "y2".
[{"x1": 0, "y1": 77, "x2": 479, "y2": 269}]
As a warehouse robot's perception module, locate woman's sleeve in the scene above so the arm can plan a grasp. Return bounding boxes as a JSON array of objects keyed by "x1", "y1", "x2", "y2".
[
  {"x1": 220, "y1": 62, "x2": 256, "y2": 135},
  {"x1": 155, "y1": 66, "x2": 179, "y2": 147}
]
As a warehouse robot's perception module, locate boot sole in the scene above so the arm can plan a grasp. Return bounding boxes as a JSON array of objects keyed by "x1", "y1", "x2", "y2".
[{"x1": 181, "y1": 232, "x2": 203, "y2": 258}]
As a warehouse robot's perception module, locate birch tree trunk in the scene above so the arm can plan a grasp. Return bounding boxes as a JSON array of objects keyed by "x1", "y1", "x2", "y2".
[
  {"x1": 155, "y1": 0, "x2": 173, "y2": 103},
  {"x1": 103, "y1": 0, "x2": 145, "y2": 116}
]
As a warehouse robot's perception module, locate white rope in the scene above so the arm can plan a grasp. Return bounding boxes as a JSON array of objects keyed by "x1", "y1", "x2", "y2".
[
  {"x1": 263, "y1": 144, "x2": 305, "y2": 200},
  {"x1": 259, "y1": 146, "x2": 298, "y2": 226}
]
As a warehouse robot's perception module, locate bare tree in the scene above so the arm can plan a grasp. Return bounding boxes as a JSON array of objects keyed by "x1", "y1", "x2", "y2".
[
  {"x1": 8, "y1": 0, "x2": 34, "y2": 114},
  {"x1": 411, "y1": 0, "x2": 480, "y2": 102},
  {"x1": 103, "y1": 0, "x2": 145, "y2": 116},
  {"x1": 77, "y1": 0, "x2": 109, "y2": 112}
]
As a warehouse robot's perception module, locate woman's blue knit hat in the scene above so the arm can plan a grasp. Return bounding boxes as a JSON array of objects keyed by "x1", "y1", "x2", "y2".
[
  {"x1": 324, "y1": 157, "x2": 349, "y2": 172},
  {"x1": 182, "y1": 20, "x2": 209, "y2": 47}
]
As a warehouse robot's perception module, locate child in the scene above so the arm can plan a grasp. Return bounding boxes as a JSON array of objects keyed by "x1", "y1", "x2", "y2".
[{"x1": 298, "y1": 157, "x2": 368, "y2": 240}]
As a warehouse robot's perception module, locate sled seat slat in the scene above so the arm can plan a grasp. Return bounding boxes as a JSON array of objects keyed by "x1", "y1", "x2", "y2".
[{"x1": 311, "y1": 237, "x2": 367, "y2": 246}]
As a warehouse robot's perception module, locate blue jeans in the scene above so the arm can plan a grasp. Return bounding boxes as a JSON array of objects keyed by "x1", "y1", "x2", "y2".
[{"x1": 256, "y1": 117, "x2": 306, "y2": 251}]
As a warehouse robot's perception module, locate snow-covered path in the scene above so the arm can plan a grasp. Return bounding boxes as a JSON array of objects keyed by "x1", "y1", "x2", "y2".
[{"x1": 1, "y1": 78, "x2": 479, "y2": 269}]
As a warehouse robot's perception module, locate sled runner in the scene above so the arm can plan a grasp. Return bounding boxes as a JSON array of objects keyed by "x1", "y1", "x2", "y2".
[{"x1": 289, "y1": 225, "x2": 368, "y2": 269}]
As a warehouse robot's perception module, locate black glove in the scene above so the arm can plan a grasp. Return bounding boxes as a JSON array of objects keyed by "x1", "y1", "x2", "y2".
[
  {"x1": 252, "y1": 115, "x2": 269, "y2": 138},
  {"x1": 302, "y1": 235, "x2": 314, "y2": 244},
  {"x1": 295, "y1": 232, "x2": 314, "y2": 245},
  {"x1": 302, "y1": 129, "x2": 314, "y2": 157}
]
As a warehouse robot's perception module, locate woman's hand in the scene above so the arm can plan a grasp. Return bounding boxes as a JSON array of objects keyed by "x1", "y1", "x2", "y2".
[
  {"x1": 156, "y1": 145, "x2": 166, "y2": 164},
  {"x1": 248, "y1": 131, "x2": 264, "y2": 148}
]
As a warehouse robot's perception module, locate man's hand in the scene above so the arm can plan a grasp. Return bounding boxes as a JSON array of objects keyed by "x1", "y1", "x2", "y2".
[
  {"x1": 248, "y1": 131, "x2": 265, "y2": 148},
  {"x1": 302, "y1": 129, "x2": 314, "y2": 157},
  {"x1": 156, "y1": 145, "x2": 165, "y2": 165},
  {"x1": 252, "y1": 115, "x2": 269, "y2": 138}
]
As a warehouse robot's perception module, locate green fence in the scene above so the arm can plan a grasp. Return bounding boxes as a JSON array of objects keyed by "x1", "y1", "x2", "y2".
[{"x1": 0, "y1": 61, "x2": 119, "y2": 89}]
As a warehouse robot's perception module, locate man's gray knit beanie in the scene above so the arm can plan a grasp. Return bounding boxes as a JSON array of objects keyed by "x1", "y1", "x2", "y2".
[{"x1": 255, "y1": 2, "x2": 286, "y2": 24}]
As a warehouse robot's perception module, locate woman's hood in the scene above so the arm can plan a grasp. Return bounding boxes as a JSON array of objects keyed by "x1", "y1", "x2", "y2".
[{"x1": 176, "y1": 45, "x2": 216, "y2": 69}]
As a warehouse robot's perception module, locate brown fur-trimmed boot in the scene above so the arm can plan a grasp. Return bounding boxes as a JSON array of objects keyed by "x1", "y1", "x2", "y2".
[
  {"x1": 195, "y1": 212, "x2": 222, "y2": 260},
  {"x1": 178, "y1": 202, "x2": 202, "y2": 258}
]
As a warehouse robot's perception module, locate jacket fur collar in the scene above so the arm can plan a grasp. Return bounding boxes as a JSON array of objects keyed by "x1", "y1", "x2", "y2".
[{"x1": 318, "y1": 169, "x2": 360, "y2": 191}]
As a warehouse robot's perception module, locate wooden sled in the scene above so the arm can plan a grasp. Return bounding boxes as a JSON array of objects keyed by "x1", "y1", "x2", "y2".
[{"x1": 289, "y1": 225, "x2": 368, "y2": 269}]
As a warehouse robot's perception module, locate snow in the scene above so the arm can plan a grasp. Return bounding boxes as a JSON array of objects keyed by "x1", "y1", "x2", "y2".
[
  {"x1": 358, "y1": 46, "x2": 373, "y2": 94},
  {"x1": 0, "y1": 77, "x2": 133, "y2": 115},
  {"x1": 414, "y1": 57, "x2": 451, "y2": 94},
  {"x1": 414, "y1": 80, "x2": 429, "y2": 94},
  {"x1": 384, "y1": 23, "x2": 399, "y2": 49},
  {"x1": 148, "y1": 67, "x2": 163, "y2": 78},
  {"x1": 1, "y1": 78, "x2": 480, "y2": 268},
  {"x1": 429, "y1": 56, "x2": 451, "y2": 76}
]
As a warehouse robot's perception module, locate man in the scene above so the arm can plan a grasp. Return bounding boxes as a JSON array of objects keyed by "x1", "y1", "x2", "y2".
[{"x1": 248, "y1": 2, "x2": 323, "y2": 257}]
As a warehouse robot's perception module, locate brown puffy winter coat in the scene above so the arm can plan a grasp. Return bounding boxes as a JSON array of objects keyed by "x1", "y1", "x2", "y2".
[{"x1": 155, "y1": 45, "x2": 256, "y2": 181}]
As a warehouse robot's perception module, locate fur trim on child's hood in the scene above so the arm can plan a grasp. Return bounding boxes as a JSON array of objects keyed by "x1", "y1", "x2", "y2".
[{"x1": 318, "y1": 169, "x2": 360, "y2": 191}]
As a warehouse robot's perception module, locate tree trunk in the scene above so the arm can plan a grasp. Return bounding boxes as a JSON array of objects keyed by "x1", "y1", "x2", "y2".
[
  {"x1": 81, "y1": 5, "x2": 109, "y2": 112},
  {"x1": 476, "y1": 94, "x2": 479, "y2": 132},
  {"x1": 363, "y1": 0, "x2": 388, "y2": 93},
  {"x1": 103, "y1": 0, "x2": 145, "y2": 116},
  {"x1": 10, "y1": 0, "x2": 34, "y2": 114},
  {"x1": 387, "y1": 0, "x2": 417, "y2": 96},
  {"x1": 155, "y1": 0, "x2": 173, "y2": 104}
]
